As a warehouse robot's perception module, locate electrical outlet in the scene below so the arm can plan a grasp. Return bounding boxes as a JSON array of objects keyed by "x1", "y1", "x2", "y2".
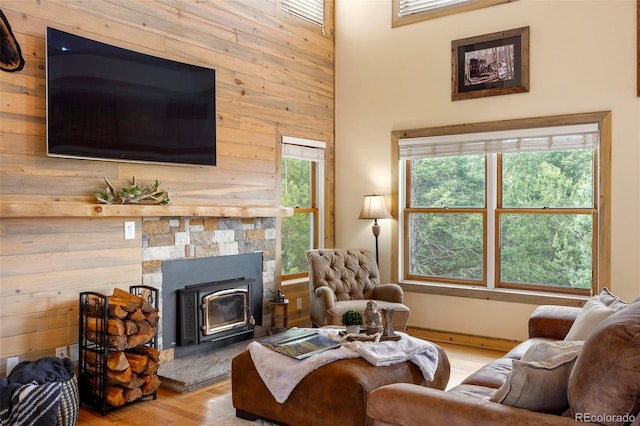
[
  {"x1": 69, "y1": 344, "x2": 79, "y2": 362},
  {"x1": 6, "y1": 356, "x2": 19, "y2": 375},
  {"x1": 296, "y1": 297, "x2": 302, "y2": 310},
  {"x1": 56, "y1": 346, "x2": 68, "y2": 359},
  {"x1": 124, "y1": 221, "x2": 136, "y2": 240}
]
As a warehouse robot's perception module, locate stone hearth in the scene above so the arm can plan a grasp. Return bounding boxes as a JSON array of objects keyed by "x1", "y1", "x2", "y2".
[{"x1": 157, "y1": 338, "x2": 250, "y2": 393}]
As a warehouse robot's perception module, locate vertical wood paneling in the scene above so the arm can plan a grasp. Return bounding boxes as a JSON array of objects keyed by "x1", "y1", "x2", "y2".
[
  {"x1": 0, "y1": 0, "x2": 334, "y2": 363},
  {"x1": 0, "y1": 217, "x2": 142, "y2": 358},
  {"x1": 0, "y1": 0, "x2": 334, "y2": 206}
]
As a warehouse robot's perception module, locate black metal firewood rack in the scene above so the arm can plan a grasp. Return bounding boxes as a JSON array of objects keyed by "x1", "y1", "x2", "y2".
[{"x1": 78, "y1": 285, "x2": 159, "y2": 415}]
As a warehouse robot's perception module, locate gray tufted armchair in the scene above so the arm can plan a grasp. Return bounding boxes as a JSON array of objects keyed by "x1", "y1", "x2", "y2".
[{"x1": 306, "y1": 248, "x2": 410, "y2": 331}]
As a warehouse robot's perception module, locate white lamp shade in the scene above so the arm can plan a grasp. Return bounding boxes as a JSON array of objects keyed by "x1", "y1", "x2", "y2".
[{"x1": 359, "y1": 195, "x2": 392, "y2": 220}]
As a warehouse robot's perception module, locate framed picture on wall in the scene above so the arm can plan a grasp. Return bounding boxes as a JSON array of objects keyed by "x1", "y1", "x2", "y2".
[{"x1": 452, "y1": 26, "x2": 530, "y2": 101}]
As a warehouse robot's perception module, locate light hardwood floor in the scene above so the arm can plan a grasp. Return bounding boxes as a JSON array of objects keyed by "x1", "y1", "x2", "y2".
[{"x1": 76, "y1": 342, "x2": 507, "y2": 425}]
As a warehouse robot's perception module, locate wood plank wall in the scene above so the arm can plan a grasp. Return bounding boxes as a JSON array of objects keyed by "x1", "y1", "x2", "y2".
[{"x1": 0, "y1": 0, "x2": 334, "y2": 367}]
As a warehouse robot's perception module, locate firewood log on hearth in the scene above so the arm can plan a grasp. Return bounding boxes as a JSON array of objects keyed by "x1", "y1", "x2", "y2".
[
  {"x1": 85, "y1": 317, "x2": 126, "y2": 336},
  {"x1": 142, "y1": 359, "x2": 159, "y2": 375},
  {"x1": 85, "y1": 296, "x2": 128, "y2": 319},
  {"x1": 105, "y1": 384, "x2": 148, "y2": 405},
  {"x1": 87, "y1": 365, "x2": 132, "y2": 387},
  {"x1": 124, "y1": 353, "x2": 149, "y2": 374},
  {"x1": 127, "y1": 308, "x2": 146, "y2": 322},
  {"x1": 127, "y1": 346, "x2": 161, "y2": 374},
  {"x1": 85, "y1": 289, "x2": 154, "y2": 320},
  {"x1": 140, "y1": 374, "x2": 161, "y2": 396},
  {"x1": 123, "y1": 387, "x2": 143, "y2": 402},
  {"x1": 85, "y1": 330, "x2": 128, "y2": 350},
  {"x1": 127, "y1": 331, "x2": 155, "y2": 349},
  {"x1": 106, "y1": 386, "x2": 127, "y2": 407},
  {"x1": 111, "y1": 287, "x2": 156, "y2": 313},
  {"x1": 122, "y1": 374, "x2": 145, "y2": 389},
  {"x1": 123, "y1": 319, "x2": 139, "y2": 335},
  {"x1": 110, "y1": 288, "x2": 145, "y2": 312},
  {"x1": 108, "y1": 384, "x2": 144, "y2": 404},
  {"x1": 83, "y1": 288, "x2": 159, "y2": 350},
  {"x1": 126, "y1": 346, "x2": 161, "y2": 362},
  {"x1": 106, "y1": 367, "x2": 133, "y2": 385},
  {"x1": 135, "y1": 319, "x2": 153, "y2": 336},
  {"x1": 87, "y1": 348, "x2": 162, "y2": 406},
  {"x1": 85, "y1": 350, "x2": 129, "y2": 372},
  {"x1": 144, "y1": 309, "x2": 160, "y2": 326}
]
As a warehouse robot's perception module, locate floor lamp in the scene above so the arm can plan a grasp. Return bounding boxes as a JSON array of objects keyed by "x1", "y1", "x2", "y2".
[{"x1": 359, "y1": 194, "x2": 392, "y2": 266}]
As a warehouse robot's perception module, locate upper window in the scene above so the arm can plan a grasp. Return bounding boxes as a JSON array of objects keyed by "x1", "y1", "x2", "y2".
[
  {"x1": 282, "y1": 0, "x2": 324, "y2": 26},
  {"x1": 281, "y1": 137, "x2": 325, "y2": 281},
  {"x1": 392, "y1": 0, "x2": 511, "y2": 28},
  {"x1": 396, "y1": 113, "x2": 611, "y2": 296}
]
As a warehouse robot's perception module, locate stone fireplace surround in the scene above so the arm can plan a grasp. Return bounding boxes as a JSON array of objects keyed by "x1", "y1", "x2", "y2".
[{"x1": 141, "y1": 216, "x2": 277, "y2": 360}]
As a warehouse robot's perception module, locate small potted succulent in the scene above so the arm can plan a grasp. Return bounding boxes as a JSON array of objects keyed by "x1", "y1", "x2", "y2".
[{"x1": 341, "y1": 309, "x2": 363, "y2": 334}]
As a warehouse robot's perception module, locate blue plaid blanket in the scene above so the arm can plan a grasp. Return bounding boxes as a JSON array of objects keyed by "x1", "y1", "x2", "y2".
[{"x1": 0, "y1": 357, "x2": 73, "y2": 426}]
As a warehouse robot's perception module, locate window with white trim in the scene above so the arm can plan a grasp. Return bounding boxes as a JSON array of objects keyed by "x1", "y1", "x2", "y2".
[
  {"x1": 392, "y1": 0, "x2": 510, "y2": 28},
  {"x1": 398, "y1": 120, "x2": 606, "y2": 296},
  {"x1": 281, "y1": 137, "x2": 325, "y2": 280},
  {"x1": 282, "y1": 0, "x2": 324, "y2": 26},
  {"x1": 398, "y1": 0, "x2": 471, "y2": 17}
]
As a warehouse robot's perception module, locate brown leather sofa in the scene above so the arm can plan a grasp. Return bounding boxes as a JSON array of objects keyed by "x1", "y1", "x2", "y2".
[{"x1": 367, "y1": 295, "x2": 640, "y2": 426}]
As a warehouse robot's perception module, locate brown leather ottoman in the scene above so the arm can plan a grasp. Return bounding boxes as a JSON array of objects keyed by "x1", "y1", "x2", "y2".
[{"x1": 231, "y1": 343, "x2": 450, "y2": 426}]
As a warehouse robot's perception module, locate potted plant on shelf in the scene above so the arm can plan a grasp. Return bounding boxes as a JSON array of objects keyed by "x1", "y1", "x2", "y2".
[{"x1": 342, "y1": 310, "x2": 363, "y2": 334}]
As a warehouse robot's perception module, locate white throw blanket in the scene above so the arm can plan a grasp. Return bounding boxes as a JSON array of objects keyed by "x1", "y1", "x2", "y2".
[{"x1": 247, "y1": 330, "x2": 439, "y2": 403}]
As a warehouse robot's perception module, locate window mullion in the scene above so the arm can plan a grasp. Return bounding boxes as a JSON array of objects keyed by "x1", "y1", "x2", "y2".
[{"x1": 487, "y1": 154, "x2": 497, "y2": 289}]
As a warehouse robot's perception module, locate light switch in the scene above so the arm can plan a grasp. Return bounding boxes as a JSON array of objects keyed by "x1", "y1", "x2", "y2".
[{"x1": 124, "y1": 221, "x2": 136, "y2": 240}]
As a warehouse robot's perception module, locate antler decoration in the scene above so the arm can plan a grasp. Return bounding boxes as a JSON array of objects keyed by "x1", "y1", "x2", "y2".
[
  {"x1": 0, "y1": 10, "x2": 25, "y2": 72},
  {"x1": 95, "y1": 177, "x2": 170, "y2": 205}
]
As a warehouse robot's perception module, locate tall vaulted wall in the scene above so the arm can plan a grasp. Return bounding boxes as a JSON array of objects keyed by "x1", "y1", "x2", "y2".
[{"x1": 0, "y1": 0, "x2": 334, "y2": 367}]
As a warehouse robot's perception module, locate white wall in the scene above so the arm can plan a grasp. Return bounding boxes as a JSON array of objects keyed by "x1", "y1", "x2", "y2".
[{"x1": 335, "y1": 0, "x2": 640, "y2": 341}]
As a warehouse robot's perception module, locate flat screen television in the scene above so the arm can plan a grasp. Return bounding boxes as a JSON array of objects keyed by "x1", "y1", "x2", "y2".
[{"x1": 46, "y1": 27, "x2": 216, "y2": 166}]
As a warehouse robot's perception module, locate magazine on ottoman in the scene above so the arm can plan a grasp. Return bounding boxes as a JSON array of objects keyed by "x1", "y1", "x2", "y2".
[{"x1": 258, "y1": 328, "x2": 341, "y2": 360}]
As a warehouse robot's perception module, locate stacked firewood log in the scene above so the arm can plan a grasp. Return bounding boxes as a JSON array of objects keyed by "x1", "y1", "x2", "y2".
[{"x1": 84, "y1": 288, "x2": 161, "y2": 407}]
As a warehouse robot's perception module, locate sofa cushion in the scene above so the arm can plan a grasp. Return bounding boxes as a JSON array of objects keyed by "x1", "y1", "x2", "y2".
[
  {"x1": 447, "y1": 383, "x2": 497, "y2": 400},
  {"x1": 504, "y1": 337, "x2": 557, "y2": 360},
  {"x1": 460, "y1": 358, "x2": 514, "y2": 389},
  {"x1": 568, "y1": 302, "x2": 640, "y2": 426},
  {"x1": 564, "y1": 297, "x2": 623, "y2": 341},
  {"x1": 597, "y1": 287, "x2": 630, "y2": 309},
  {"x1": 521, "y1": 340, "x2": 584, "y2": 362},
  {"x1": 490, "y1": 350, "x2": 580, "y2": 414}
]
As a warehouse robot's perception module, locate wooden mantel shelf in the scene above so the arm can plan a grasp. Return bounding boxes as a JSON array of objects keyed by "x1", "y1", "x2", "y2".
[{"x1": 0, "y1": 203, "x2": 294, "y2": 218}]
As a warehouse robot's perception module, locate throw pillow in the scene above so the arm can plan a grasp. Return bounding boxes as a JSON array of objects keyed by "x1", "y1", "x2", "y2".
[
  {"x1": 597, "y1": 287, "x2": 630, "y2": 310},
  {"x1": 521, "y1": 340, "x2": 584, "y2": 363},
  {"x1": 490, "y1": 350, "x2": 580, "y2": 414},
  {"x1": 568, "y1": 302, "x2": 640, "y2": 426},
  {"x1": 564, "y1": 298, "x2": 621, "y2": 341}
]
